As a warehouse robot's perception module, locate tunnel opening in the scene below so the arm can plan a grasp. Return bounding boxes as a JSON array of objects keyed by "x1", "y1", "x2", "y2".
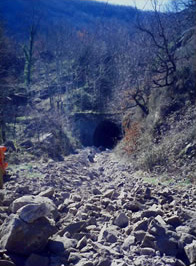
[{"x1": 93, "y1": 120, "x2": 121, "y2": 149}]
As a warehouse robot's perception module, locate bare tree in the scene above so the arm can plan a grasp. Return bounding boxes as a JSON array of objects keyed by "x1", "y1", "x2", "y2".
[
  {"x1": 0, "y1": 21, "x2": 20, "y2": 142},
  {"x1": 23, "y1": 1, "x2": 42, "y2": 89},
  {"x1": 23, "y1": 24, "x2": 38, "y2": 87},
  {"x1": 136, "y1": 0, "x2": 178, "y2": 88}
]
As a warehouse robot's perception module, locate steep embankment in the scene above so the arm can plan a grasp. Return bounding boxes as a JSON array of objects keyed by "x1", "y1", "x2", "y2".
[{"x1": 0, "y1": 148, "x2": 196, "y2": 266}]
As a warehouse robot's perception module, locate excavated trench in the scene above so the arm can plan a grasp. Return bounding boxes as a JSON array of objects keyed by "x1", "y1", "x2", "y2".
[{"x1": 93, "y1": 120, "x2": 121, "y2": 149}]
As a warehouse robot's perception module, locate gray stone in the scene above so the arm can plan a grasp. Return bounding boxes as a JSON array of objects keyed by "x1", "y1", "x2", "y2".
[
  {"x1": 15, "y1": 186, "x2": 30, "y2": 195},
  {"x1": 98, "y1": 223, "x2": 107, "y2": 242},
  {"x1": 133, "y1": 257, "x2": 148, "y2": 266},
  {"x1": 103, "y1": 189, "x2": 115, "y2": 199},
  {"x1": 179, "y1": 233, "x2": 196, "y2": 246},
  {"x1": 72, "y1": 195, "x2": 82, "y2": 202},
  {"x1": 134, "y1": 230, "x2": 146, "y2": 243},
  {"x1": 114, "y1": 213, "x2": 129, "y2": 228},
  {"x1": 106, "y1": 203, "x2": 116, "y2": 212},
  {"x1": 122, "y1": 235, "x2": 135, "y2": 250},
  {"x1": 0, "y1": 214, "x2": 56, "y2": 255},
  {"x1": 159, "y1": 188, "x2": 171, "y2": 197},
  {"x1": 0, "y1": 249, "x2": 7, "y2": 254},
  {"x1": 75, "y1": 260, "x2": 94, "y2": 266},
  {"x1": 123, "y1": 201, "x2": 141, "y2": 212},
  {"x1": 97, "y1": 258, "x2": 111, "y2": 266},
  {"x1": 69, "y1": 207, "x2": 78, "y2": 215},
  {"x1": 141, "y1": 206, "x2": 163, "y2": 218},
  {"x1": 161, "y1": 256, "x2": 177, "y2": 266},
  {"x1": 176, "y1": 226, "x2": 192, "y2": 234},
  {"x1": 165, "y1": 215, "x2": 181, "y2": 227},
  {"x1": 49, "y1": 256, "x2": 62, "y2": 266},
  {"x1": 39, "y1": 187, "x2": 54, "y2": 197},
  {"x1": 175, "y1": 260, "x2": 186, "y2": 266},
  {"x1": 147, "y1": 219, "x2": 179, "y2": 256},
  {"x1": 68, "y1": 252, "x2": 81, "y2": 263},
  {"x1": 141, "y1": 233, "x2": 156, "y2": 249},
  {"x1": 25, "y1": 254, "x2": 49, "y2": 266},
  {"x1": 61, "y1": 236, "x2": 78, "y2": 249},
  {"x1": 106, "y1": 232, "x2": 118, "y2": 243},
  {"x1": 155, "y1": 215, "x2": 166, "y2": 226},
  {"x1": 47, "y1": 239, "x2": 65, "y2": 254},
  {"x1": 157, "y1": 235, "x2": 179, "y2": 256},
  {"x1": 101, "y1": 198, "x2": 111, "y2": 208},
  {"x1": 133, "y1": 219, "x2": 148, "y2": 232},
  {"x1": 11, "y1": 195, "x2": 58, "y2": 220},
  {"x1": 77, "y1": 236, "x2": 87, "y2": 249},
  {"x1": 18, "y1": 203, "x2": 52, "y2": 223},
  {"x1": 20, "y1": 140, "x2": 33, "y2": 148},
  {"x1": 148, "y1": 219, "x2": 166, "y2": 237},
  {"x1": 85, "y1": 203, "x2": 101, "y2": 212},
  {"x1": 4, "y1": 140, "x2": 16, "y2": 151},
  {"x1": 61, "y1": 192, "x2": 70, "y2": 199},
  {"x1": 144, "y1": 187, "x2": 151, "y2": 199},
  {"x1": 61, "y1": 221, "x2": 86, "y2": 236},
  {"x1": 0, "y1": 191, "x2": 4, "y2": 203},
  {"x1": 92, "y1": 188, "x2": 102, "y2": 195},
  {"x1": 185, "y1": 240, "x2": 196, "y2": 264},
  {"x1": 48, "y1": 235, "x2": 77, "y2": 254},
  {"x1": 98, "y1": 225, "x2": 118, "y2": 244},
  {"x1": 140, "y1": 247, "x2": 155, "y2": 256},
  {"x1": 0, "y1": 261, "x2": 16, "y2": 266},
  {"x1": 111, "y1": 261, "x2": 127, "y2": 266}
]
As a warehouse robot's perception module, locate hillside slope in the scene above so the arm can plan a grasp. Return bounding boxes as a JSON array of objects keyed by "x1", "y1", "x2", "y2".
[{"x1": 0, "y1": 0, "x2": 135, "y2": 36}]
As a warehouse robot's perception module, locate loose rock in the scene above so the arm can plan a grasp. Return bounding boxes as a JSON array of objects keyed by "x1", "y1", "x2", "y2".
[
  {"x1": 0, "y1": 214, "x2": 56, "y2": 255},
  {"x1": 114, "y1": 213, "x2": 129, "y2": 228}
]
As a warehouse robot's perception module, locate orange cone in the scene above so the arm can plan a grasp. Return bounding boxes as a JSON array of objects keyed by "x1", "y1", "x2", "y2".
[{"x1": 0, "y1": 146, "x2": 8, "y2": 189}]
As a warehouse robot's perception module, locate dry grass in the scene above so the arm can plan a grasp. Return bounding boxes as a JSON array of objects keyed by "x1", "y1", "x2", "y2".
[{"x1": 116, "y1": 104, "x2": 196, "y2": 182}]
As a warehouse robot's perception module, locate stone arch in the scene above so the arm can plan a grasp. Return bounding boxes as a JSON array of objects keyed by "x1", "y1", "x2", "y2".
[{"x1": 93, "y1": 120, "x2": 121, "y2": 149}]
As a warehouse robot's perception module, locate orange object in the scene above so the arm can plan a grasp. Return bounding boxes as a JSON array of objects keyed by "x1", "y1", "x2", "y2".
[{"x1": 0, "y1": 146, "x2": 8, "y2": 174}]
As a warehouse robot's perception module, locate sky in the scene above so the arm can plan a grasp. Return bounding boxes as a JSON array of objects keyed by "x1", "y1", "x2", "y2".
[{"x1": 94, "y1": 0, "x2": 170, "y2": 10}]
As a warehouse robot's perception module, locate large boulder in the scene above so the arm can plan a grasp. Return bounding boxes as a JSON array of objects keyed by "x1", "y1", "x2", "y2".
[
  {"x1": 18, "y1": 203, "x2": 52, "y2": 223},
  {"x1": 11, "y1": 195, "x2": 58, "y2": 220},
  {"x1": 0, "y1": 214, "x2": 56, "y2": 255},
  {"x1": 141, "y1": 218, "x2": 179, "y2": 257}
]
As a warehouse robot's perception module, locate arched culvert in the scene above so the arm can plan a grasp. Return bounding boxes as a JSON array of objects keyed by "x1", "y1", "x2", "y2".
[{"x1": 93, "y1": 120, "x2": 121, "y2": 149}]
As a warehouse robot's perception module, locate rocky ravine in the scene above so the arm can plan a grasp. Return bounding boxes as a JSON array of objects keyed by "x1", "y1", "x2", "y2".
[{"x1": 0, "y1": 148, "x2": 196, "y2": 266}]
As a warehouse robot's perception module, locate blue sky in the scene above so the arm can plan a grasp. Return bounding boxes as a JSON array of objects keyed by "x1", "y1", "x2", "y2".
[{"x1": 94, "y1": 0, "x2": 170, "y2": 10}]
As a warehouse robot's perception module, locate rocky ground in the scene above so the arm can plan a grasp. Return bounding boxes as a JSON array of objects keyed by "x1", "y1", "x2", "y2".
[{"x1": 0, "y1": 148, "x2": 196, "y2": 266}]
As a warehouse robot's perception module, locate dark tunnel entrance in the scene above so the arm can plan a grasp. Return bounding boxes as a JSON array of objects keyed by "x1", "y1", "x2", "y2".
[{"x1": 93, "y1": 120, "x2": 121, "y2": 149}]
